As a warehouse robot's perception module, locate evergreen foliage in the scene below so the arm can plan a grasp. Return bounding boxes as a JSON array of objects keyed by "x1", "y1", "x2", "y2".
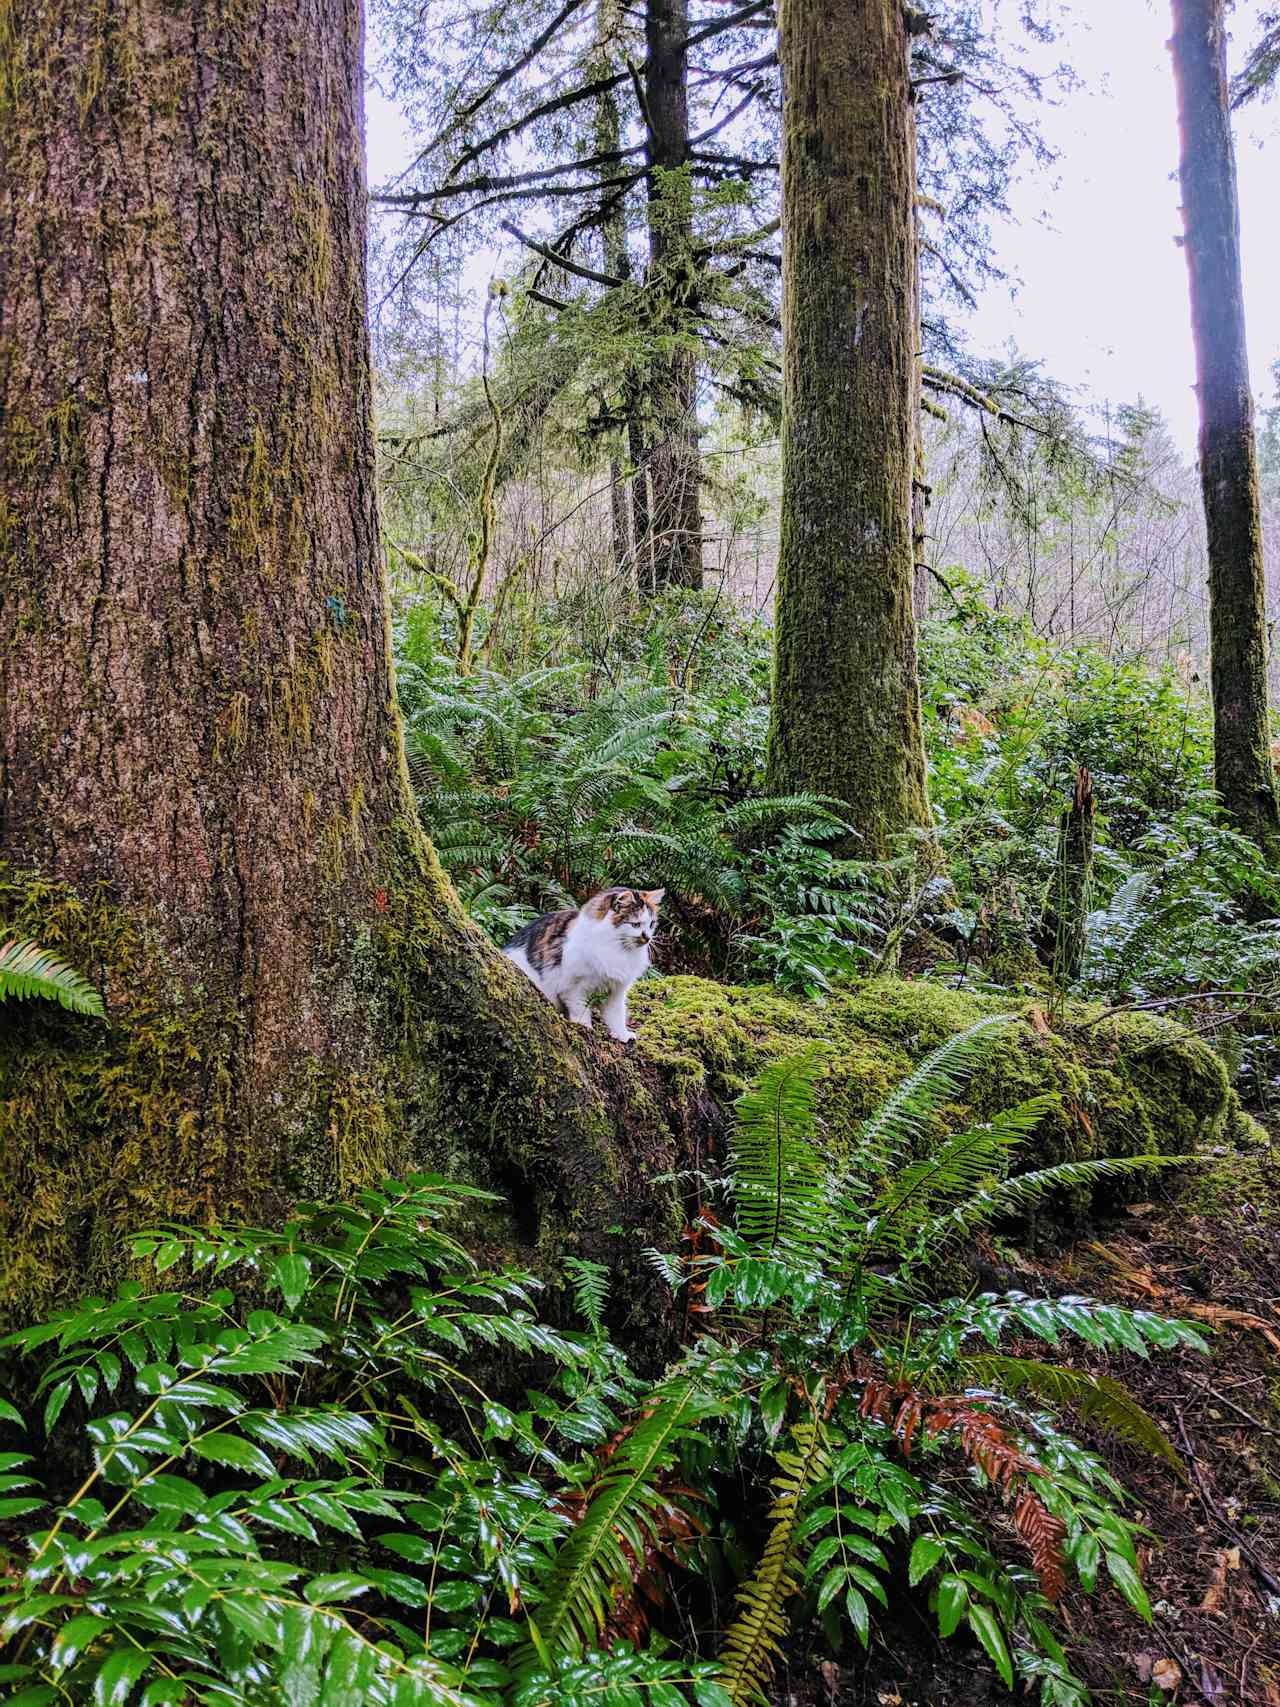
[
  {"x1": 671, "y1": 1017, "x2": 1200, "y2": 1706},
  {"x1": 395, "y1": 622, "x2": 880, "y2": 986},
  {"x1": 392, "y1": 593, "x2": 1280, "y2": 1009}
]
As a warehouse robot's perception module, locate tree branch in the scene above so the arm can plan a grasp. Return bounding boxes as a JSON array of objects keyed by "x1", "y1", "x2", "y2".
[
  {"x1": 375, "y1": 146, "x2": 645, "y2": 207},
  {"x1": 456, "y1": 0, "x2": 594, "y2": 124},
  {"x1": 500, "y1": 219, "x2": 626, "y2": 288}
]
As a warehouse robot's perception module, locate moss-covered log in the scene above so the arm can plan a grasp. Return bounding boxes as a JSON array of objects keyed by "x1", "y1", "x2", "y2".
[
  {"x1": 633, "y1": 975, "x2": 1259, "y2": 1183},
  {"x1": 765, "y1": 0, "x2": 931, "y2": 857}
]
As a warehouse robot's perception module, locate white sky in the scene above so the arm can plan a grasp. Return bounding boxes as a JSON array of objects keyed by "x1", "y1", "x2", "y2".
[{"x1": 364, "y1": 0, "x2": 1280, "y2": 453}]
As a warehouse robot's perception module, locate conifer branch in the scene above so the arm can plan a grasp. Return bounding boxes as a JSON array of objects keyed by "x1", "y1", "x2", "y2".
[{"x1": 499, "y1": 220, "x2": 626, "y2": 288}]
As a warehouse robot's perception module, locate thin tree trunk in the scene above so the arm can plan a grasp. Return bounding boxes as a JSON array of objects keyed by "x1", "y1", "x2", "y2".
[
  {"x1": 644, "y1": 0, "x2": 703, "y2": 591},
  {"x1": 609, "y1": 451, "x2": 633, "y2": 581},
  {"x1": 628, "y1": 399, "x2": 655, "y2": 590},
  {"x1": 0, "y1": 0, "x2": 679, "y2": 1325},
  {"x1": 911, "y1": 189, "x2": 930, "y2": 627},
  {"x1": 912, "y1": 446, "x2": 931, "y2": 625},
  {"x1": 766, "y1": 0, "x2": 931, "y2": 857},
  {"x1": 1170, "y1": 0, "x2": 1279, "y2": 851},
  {"x1": 596, "y1": 0, "x2": 635, "y2": 585},
  {"x1": 1053, "y1": 765, "x2": 1095, "y2": 992}
]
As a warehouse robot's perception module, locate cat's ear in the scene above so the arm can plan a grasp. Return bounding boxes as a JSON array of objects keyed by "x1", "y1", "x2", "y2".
[{"x1": 644, "y1": 888, "x2": 666, "y2": 907}]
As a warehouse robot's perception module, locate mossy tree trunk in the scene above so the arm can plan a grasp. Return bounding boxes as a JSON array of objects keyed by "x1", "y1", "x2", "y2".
[
  {"x1": 765, "y1": 0, "x2": 931, "y2": 859},
  {"x1": 0, "y1": 0, "x2": 681, "y2": 1327},
  {"x1": 1170, "y1": 0, "x2": 1280, "y2": 853},
  {"x1": 643, "y1": 0, "x2": 704, "y2": 592}
]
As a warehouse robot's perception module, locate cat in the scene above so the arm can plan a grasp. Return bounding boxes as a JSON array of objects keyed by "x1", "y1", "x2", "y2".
[{"x1": 503, "y1": 887, "x2": 664, "y2": 1043}]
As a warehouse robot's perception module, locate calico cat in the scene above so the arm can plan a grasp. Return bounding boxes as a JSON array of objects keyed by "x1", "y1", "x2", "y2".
[{"x1": 503, "y1": 887, "x2": 664, "y2": 1042}]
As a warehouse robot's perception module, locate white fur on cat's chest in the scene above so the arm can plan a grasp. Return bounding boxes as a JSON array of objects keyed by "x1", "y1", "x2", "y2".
[{"x1": 569, "y1": 917, "x2": 650, "y2": 984}]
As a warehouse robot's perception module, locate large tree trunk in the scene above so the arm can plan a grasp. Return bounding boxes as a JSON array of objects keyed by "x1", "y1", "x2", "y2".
[
  {"x1": 765, "y1": 0, "x2": 931, "y2": 857},
  {"x1": 1170, "y1": 0, "x2": 1280, "y2": 852},
  {"x1": 643, "y1": 0, "x2": 704, "y2": 592},
  {"x1": 0, "y1": 0, "x2": 680, "y2": 1328}
]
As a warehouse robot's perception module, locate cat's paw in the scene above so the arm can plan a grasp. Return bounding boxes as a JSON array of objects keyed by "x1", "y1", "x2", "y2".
[
  {"x1": 568, "y1": 1011, "x2": 593, "y2": 1029},
  {"x1": 607, "y1": 1027, "x2": 637, "y2": 1044}
]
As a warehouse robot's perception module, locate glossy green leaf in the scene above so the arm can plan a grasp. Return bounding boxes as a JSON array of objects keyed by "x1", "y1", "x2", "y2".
[
  {"x1": 908, "y1": 1536, "x2": 945, "y2": 1586},
  {"x1": 273, "y1": 1254, "x2": 311, "y2": 1312},
  {"x1": 304, "y1": 1573, "x2": 374, "y2": 1605},
  {"x1": 190, "y1": 1431, "x2": 276, "y2": 1478},
  {"x1": 936, "y1": 1573, "x2": 969, "y2": 1639},
  {"x1": 51, "y1": 1613, "x2": 112, "y2": 1669},
  {"x1": 1105, "y1": 1551, "x2": 1152, "y2": 1621},
  {"x1": 967, "y1": 1605, "x2": 1013, "y2": 1689},
  {"x1": 92, "y1": 1649, "x2": 152, "y2": 1705}
]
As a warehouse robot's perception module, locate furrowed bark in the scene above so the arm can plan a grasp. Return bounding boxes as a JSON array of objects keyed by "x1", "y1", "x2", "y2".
[{"x1": 0, "y1": 0, "x2": 682, "y2": 1329}]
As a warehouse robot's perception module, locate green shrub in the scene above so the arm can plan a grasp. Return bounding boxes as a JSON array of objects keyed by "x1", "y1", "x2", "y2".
[
  {"x1": 0, "y1": 1175, "x2": 714, "y2": 1704},
  {"x1": 0, "y1": 1030, "x2": 1204, "y2": 1705}
]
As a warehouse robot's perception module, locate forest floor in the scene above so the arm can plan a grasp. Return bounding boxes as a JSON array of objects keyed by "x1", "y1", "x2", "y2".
[{"x1": 779, "y1": 1139, "x2": 1280, "y2": 1707}]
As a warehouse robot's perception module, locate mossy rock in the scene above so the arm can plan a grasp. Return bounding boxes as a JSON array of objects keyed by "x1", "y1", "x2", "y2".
[{"x1": 632, "y1": 974, "x2": 1255, "y2": 1181}]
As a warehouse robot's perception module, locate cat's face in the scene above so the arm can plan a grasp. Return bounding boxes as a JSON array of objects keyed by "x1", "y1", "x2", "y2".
[{"x1": 590, "y1": 886, "x2": 664, "y2": 948}]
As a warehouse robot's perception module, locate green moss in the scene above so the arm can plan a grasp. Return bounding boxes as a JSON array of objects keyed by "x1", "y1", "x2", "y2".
[
  {"x1": 227, "y1": 425, "x2": 272, "y2": 574},
  {"x1": 0, "y1": 869, "x2": 247, "y2": 1322},
  {"x1": 2, "y1": 846, "x2": 1253, "y2": 1346},
  {"x1": 632, "y1": 975, "x2": 1239, "y2": 1180},
  {"x1": 1176, "y1": 1105, "x2": 1277, "y2": 1221},
  {"x1": 0, "y1": 860, "x2": 450, "y2": 1327}
]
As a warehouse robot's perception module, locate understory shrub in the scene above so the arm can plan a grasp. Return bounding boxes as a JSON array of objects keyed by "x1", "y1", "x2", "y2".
[{"x1": 393, "y1": 590, "x2": 1280, "y2": 1008}]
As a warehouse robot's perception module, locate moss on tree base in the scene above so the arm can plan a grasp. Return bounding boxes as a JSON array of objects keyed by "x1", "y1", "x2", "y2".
[{"x1": 0, "y1": 846, "x2": 689, "y2": 1335}]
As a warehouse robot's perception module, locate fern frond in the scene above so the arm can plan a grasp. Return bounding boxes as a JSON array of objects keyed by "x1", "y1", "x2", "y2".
[
  {"x1": 730, "y1": 1046, "x2": 830, "y2": 1262},
  {"x1": 534, "y1": 1373, "x2": 722, "y2": 1656},
  {"x1": 852, "y1": 1016, "x2": 1012, "y2": 1186},
  {"x1": 961, "y1": 1354, "x2": 1185, "y2": 1473},
  {"x1": 609, "y1": 826, "x2": 743, "y2": 907},
  {"x1": 718, "y1": 793, "x2": 844, "y2": 835},
  {"x1": 865, "y1": 1096, "x2": 1057, "y2": 1257},
  {"x1": 923, "y1": 1153, "x2": 1193, "y2": 1249},
  {"x1": 718, "y1": 1416, "x2": 829, "y2": 1706},
  {"x1": 403, "y1": 726, "x2": 471, "y2": 791},
  {"x1": 581, "y1": 710, "x2": 674, "y2": 768},
  {"x1": 0, "y1": 940, "x2": 105, "y2": 1016},
  {"x1": 563, "y1": 1256, "x2": 610, "y2": 1333}
]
